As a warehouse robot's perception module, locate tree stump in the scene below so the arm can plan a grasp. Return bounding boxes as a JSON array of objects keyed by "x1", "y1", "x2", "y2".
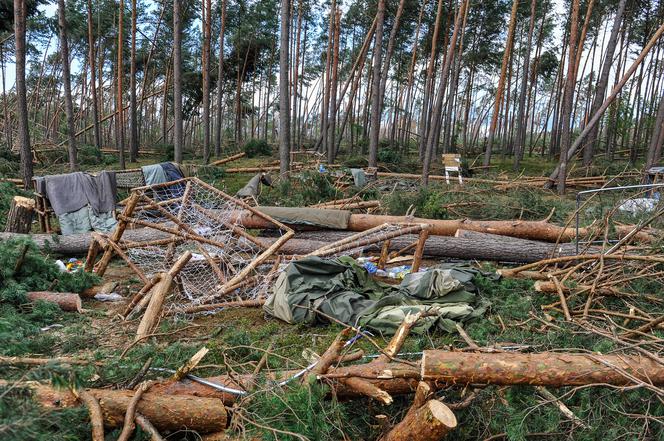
[{"x1": 4, "y1": 196, "x2": 35, "y2": 233}]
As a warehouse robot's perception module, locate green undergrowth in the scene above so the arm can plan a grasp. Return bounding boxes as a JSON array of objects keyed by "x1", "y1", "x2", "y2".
[{"x1": 383, "y1": 183, "x2": 576, "y2": 223}]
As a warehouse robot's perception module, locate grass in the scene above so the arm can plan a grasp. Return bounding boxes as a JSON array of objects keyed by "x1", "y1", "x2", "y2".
[{"x1": 1, "y1": 151, "x2": 662, "y2": 440}]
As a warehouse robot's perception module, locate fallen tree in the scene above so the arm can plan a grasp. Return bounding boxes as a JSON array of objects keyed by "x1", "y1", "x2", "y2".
[
  {"x1": 11, "y1": 382, "x2": 228, "y2": 434},
  {"x1": 233, "y1": 208, "x2": 584, "y2": 242},
  {"x1": 146, "y1": 349, "x2": 664, "y2": 406},
  {"x1": 0, "y1": 228, "x2": 582, "y2": 262}
]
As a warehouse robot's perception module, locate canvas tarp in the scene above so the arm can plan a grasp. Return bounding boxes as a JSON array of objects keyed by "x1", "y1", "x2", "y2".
[
  {"x1": 257, "y1": 206, "x2": 351, "y2": 230},
  {"x1": 264, "y1": 256, "x2": 491, "y2": 335}
]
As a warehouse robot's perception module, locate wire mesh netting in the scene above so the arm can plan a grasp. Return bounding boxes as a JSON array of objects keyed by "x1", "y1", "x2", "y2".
[{"x1": 115, "y1": 177, "x2": 292, "y2": 310}]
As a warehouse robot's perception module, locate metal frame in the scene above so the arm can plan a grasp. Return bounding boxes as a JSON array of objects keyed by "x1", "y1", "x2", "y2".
[{"x1": 575, "y1": 183, "x2": 664, "y2": 253}]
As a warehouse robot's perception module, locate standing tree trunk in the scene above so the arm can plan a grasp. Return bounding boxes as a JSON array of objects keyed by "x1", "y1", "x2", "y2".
[
  {"x1": 582, "y1": 0, "x2": 627, "y2": 166},
  {"x1": 513, "y1": 0, "x2": 537, "y2": 170},
  {"x1": 379, "y1": 0, "x2": 406, "y2": 112},
  {"x1": 116, "y1": 0, "x2": 126, "y2": 169},
  {"x1": 87, "y1": 0, "x2": 101, "y2": 151},
  {"x1": 555, "y1": 0, "x2": 581, "y2": 194},
  {"x1": 645, "y1": 88, "x2": 664, "y2": 171},
  {"x1": 215, "y1": 0, "x2": 227, "y2": 156},
  {"x1": 173, "y1": 0, "x2": 183, "y2": 163},
  {"x1": 421, "y1": 0, "x2": 468, "y2": 185},
  {"x1": 279, "y1": 0, "x2": 291, "y2": 175},
  {"x1": 57, "y1": 0, "x2": 78, "y2": 171},
  {"x1": 14, "y1": 0, "x2": 32, "y2": 190},
  {"x1": 202, "y1": 0, "x2": 212, "y2": 163},
  {"x1": 129, "y1": 0, "x2": 138, "y2": 162},
  {"x1": 328, "y1": 9, "x2": 340, "y2": 163},
  {"x1": 368, "y1": 0, "x2": 385, "y2": 168},
  {"x1": 483, "y1": 0, "x2": 519, "y2": 167}
]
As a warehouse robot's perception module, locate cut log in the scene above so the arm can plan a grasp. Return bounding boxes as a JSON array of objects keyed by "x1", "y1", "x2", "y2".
[
  {"x1": 27, "y1": 292, "x2": 82, "y2": 312},
  {"x1": 210, "y1": 152, "x2": 245, "y2": 166},
  {"x1": 380, "y1": 400, "x2": 457, "y2": 441},
  {"x1": 420, "y1": 350, "x2": 664, "y2": 386},
  {"x1": 234, "y1": 208, "x2": 584, "y2": 242},
  {"x1": 259, "y1": 230, "x2": 582, "y2": 263},
  {"x1": 533, "y1": 280, "x2": 624, "y2": 297},
  {"x1": 5, "y1": 196, "x2": 35, "y2": 233},
  {"x1": 22, "y1": 383, "x2": 227, "y2": 434}
]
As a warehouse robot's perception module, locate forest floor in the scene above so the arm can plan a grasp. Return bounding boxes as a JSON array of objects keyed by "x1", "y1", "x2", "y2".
[{"x1": 1, "y1": 149, "x2": 663, "y2": 440}]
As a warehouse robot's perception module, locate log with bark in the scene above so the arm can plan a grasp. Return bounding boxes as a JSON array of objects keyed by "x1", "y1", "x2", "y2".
[
  {"x1": 15, "y1": 382, "x2": 228, "y2": 434},
  {"x1": 1, "y1": 227, "x2": 582, "y2": 262},
  {"x1": 148, "y1": 350, "x2": 664, "y2": 406},
  {"x1": 4, "y1": 196, "x2": 35, "y2": 233},
  {"x1": 259, "y1": 229, "x2": 582, "y2": 263},
  {"x1": 380, "y1": 400, "x2": 457, "y2": 441},
  {"x1": 26, "y1": 291, "x2": 82, "y2": 312}
]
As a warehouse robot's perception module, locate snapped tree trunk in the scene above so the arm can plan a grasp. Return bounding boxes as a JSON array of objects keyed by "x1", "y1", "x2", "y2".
[
  {"x1": 129, "y1": 0, "x2": 138, "y2": 162},
  {"x1": 4, "y1": 196, "x2": 35, "y2": 233},
  {"x1": 214, "y1": 0, "x2": 227, "y2": 157}
]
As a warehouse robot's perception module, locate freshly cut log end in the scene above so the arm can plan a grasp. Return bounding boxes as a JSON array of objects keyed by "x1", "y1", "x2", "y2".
[
  {"x1": 381, "y1": 400, "x2": 457, "y2": 441},
  {"x1": 5, "y1": 196, "x2": 35, "y2": 234},
  {"x1": 27, "y1": 292, "x2": 82, "y2": 312}
]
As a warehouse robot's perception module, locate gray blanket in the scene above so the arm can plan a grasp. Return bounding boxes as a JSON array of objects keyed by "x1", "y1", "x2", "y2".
[
  {"x1": 45, "y1": 171, "x2": 117, "y2": 215},
  {"x1": 257, "y1": 206, "x2": 351, "y2": 229}
]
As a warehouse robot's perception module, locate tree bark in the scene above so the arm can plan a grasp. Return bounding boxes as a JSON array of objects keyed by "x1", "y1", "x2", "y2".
[
  {"x1": 202, "y1": 0, "x2": 212, "y2": 163},
  {"x1": 546, "y1": 21, "x2": 664, "y2": 187},
  {"x1": 214, "y1": 0, "x2": 227, "y2": 157},
  {"x1": 582, "y1": 1, "x2": 626, "y2": 166},
  {"x1": 15, "y1": 0, "x2": 33, "y2": 189},
  {"x1": 129, "y1": 0, "x2": 138, "y2": 162},
  {"x1": 4, "y1": 196, "x2": 34, "y2": 233},
  {"x1": 513, "y1": 0, "x2": 537, "y2": 170},
  {"x1": 368, "y1": 0, "x2": 385, "y2": 168},
  {"x1": 173, "y1": 0, "x2": 183, "y2": 163},
  {"x1": 57, "y1": 0, "x2": 78, "y2": 171},
  {"x1": 483, "y1": 0, "x2": 519, "y2": 166},
  {"x1": 116, "y1": 0, "x2": 126, "y2": 169},
  {"x1": 421, "y1": 350, "x2": 664, "y2": 387},
  {"x1": 26, "y1": 292, "x2": 82, "y2": 312},
  {"x1": 25, "y1": 383, "x2": 228, "y2": 434},
  {"x1": 87, "y1": 0, "x2": 101, "y2": 151},
  {"x1": 380, "y1": 400, "x2": 457, "y2": 441},
  {"x1": 135, "y1": 273, "x2": 173, "y2": 341},
  {"x1": 279, "y1": 0, "x2": 291, "y2": 175},
  {"x1": 422, "y1": 0, "x2": 468, "y2": 185},
  {"x1": 645, "y1": 88, "x2": 664, "y2": 171}
]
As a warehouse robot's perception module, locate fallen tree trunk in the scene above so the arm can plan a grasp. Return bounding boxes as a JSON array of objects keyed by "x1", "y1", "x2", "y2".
[
  {"x1": 21, "y1": 383, "x2": 227, "y2": 434},
  {"x1": 149, "y1": 350, "x2": 664, "y2": 405},
  {"x1": 27, "y1": 292, "x2": 82, "y2": 312},
  {"x1": 232, "y1": 208, "x2": 583, "y2": 242},
  {"x1": 2, "y1": 229, "x2": 580, "y2": 263},
  {"x1": 258, "y1": 230, "x2": 582, "y2": 263},
  {"x1": 420, "y1": 350, "x2": 664, "y2": 386}
]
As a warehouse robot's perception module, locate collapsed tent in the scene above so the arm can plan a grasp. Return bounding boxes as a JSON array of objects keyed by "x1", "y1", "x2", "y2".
[
  {"x1": 34, "y1": 171, "x2": 118, "y2": 235},
  {"x1": 264, "y1": 256, "x2": 491, "y2": 334}
]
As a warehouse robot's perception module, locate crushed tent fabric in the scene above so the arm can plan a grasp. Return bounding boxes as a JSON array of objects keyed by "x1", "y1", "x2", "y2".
[
  {"x1": 141, "y1": 164, "x2": 168, "y2": 185},
  {"x1": 350, "y1": 168, "x2": 367, "y2": 187},
  {"x1": 257, "y1": 206, "x2": 351, "y2": 229},
  {"x1": 58, "y1": 205, "x2": 117, "y2": 235},
  {"x1": 44, "y1": 171, "x2": 117, "y2": 216},
  {"x1": 264, "y1": 256, "x2": 491, "y2": 335},
  {"x1": 160, "y1": 162, "x2": 185, "y2": 181}
]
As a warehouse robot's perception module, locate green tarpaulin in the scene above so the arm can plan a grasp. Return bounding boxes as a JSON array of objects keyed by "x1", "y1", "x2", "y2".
[{"x1": 264, "y1": 256, "x2": 491, "y2": 335}]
